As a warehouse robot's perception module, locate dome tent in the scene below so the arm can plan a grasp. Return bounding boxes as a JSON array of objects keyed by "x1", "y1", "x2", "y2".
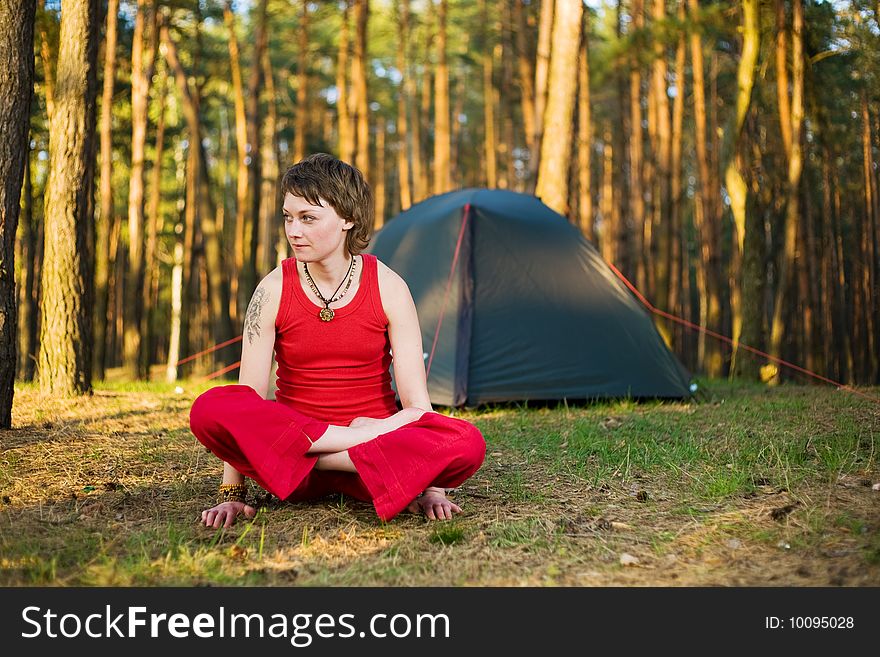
[{"x1": 368, "y1": 188, "x2": 692, "y2": 406}]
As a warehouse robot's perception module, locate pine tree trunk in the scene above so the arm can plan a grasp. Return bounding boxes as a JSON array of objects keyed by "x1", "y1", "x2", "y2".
[
  {"x1": 530, "y1": 0, "x2": 554, "y2": 186},
  {"x1": 375, "y1": 124, "x2": 386, "y2": 228},
  {"x1": 337, "y1": 1, "x2": 353, "y2": 164},
  {"x1": 650, "y1": 0, "x2": 671, "y2": 313},
  {"x1": 482, "y1": 0, "x2": 497, "y2": 189},
  {"x1": 124, "y1": 0, "x2": 156, "y2": 380},
  {"x1": 294, "y1": 0, "x2": 310, "y2": 163},
  {"x1": 769, "y1": 0, "x2": 804, "y2": 382},
  {"x1": 513, "y1": 0, "x2": 536, "y2": 161},
  {"x1": 143, "y1": 66, "x2": 167, "y2": 379},
  {"x1": 860, "y1": 90, "x2": 878, "y2": 380},
  {"x1": 94, "y1": 0, "x2": 118, "y2": 381},
  {"x1": 433, "y1": 0, "x2": 450, "y2": 194},
  {"x1": 39, "y1": 0, "x2": 99, "y2": 397},
  {"x1": 600, "y1": 125, "x2": 616, "y2": 263},
  {"x1": 18, "y1": 148, "x2": 38, "y2": 381},
  {"x1": 668, "y1": 0, "x2": 686, "y2": 354},
  {"x1": 162, "y1": 17, "x2": 234, "y2": 366},
  {"x1": 396, "y1": 0, "x2": 412, "y2": 210},
  {"x1": 259, "y1": 47, "x2": 280, "y2": 276},
  {"x1": 1, "y1": 0, "x2": 35, "y2": 425},
  {"x1": 37, "y1": 0, "x2": 55, "y2": 122},
  {"x1": 628, "y1": 0, "x2": 646, "y2": 293},
  {"x1": 725, "y1": 0, "x2": 759, "y2": 379},
  {"x1": 775, "y1": 0, "x2": 791, "y2": 161},
  {"x1": 243, "y1": 0, "x2": 268, "y2": 319},
  {"x1": 352, "y1": 0, "x2": 370, "y2": 181},
  {"x1": 688, "y1": 0, "x2": 722, "y2": 376},
  {"x1": 535, "y1": 0, "x2": 583, "y2": 216},
  {"x1": 225, "y1": 0, "x2": 248, "y2": 325},
  {"x1": 577, "y1": 12, "x2": 592, "y2": 239}
]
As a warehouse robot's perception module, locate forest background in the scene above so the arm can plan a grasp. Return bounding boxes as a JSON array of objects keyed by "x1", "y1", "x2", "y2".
[{"x1": 2, "y1": 0, "x2": 880, "y2": 419}]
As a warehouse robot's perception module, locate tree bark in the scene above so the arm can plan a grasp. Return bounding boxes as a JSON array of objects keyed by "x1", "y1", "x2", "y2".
[
  {"x1": 629, "y1": 0, "x2": 646, "y2": 292},
  {"x1": 337, "y1": 1, "x2": 353, "y2": 164},
  {"x1": 577, "y1": 10, "x2": 592, "y2": 239},
  {"x1": 39, "y1": 0, "x2": 99, "y2": 397},
  {"x1": 433, "y1": 0, "x2": 450, "y2": 194},
  {"x1": 259, "y1": 46, "x2": 280, "y2": 275},
  {"x1": 395, "y1": 0, "x2": 412, "y2": 210},
  {"x1": 768, "y1": 0, "x2": 804, "y2": 382},
  {"x1": 668, "y1": 0, "x2": 686, "y2": 354},
  {"x1": 352, "y1": 0, "x2": 370, "y2": 180},
  {"x1": 530, "y1": 0, "x2": 554, "y2": 185},
  {"x1": 162, "y1": 17, "x2": 234, "y2": 365},
  {"x1": 94, "y1": 0, "x2": 118, "y2": 380},
  {"x1": 482, "y1": 0, "x2": 497, "y2": 189},
  {"x1": 535, "y1": 0, "x2": 583, "y2": 216},
  {"x1": 374, "y1": 123, "x2": 386, "y2": 228},
  {"x1": 37, "y1": 0, "x2": 55, "y2": 122},
  {"x1": 687, "y1": 0, "x2": 723, "y2": 376},
  {"x1": 725, "y1": 0, "x2": 760, "y2": 380},
  {"x1": 512, "y1": 0, "x2": 536, "y2": 160},
  {"x1": 1, "y1": 0, "x2": 35, "y2": 425},
  {"x1": 124, "y1": 0, "x2": 157, "y2": 380}
]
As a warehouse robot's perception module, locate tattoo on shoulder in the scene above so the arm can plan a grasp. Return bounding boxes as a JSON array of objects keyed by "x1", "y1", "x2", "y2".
[{"x1": 244, "y1": 287, "x2": 269, "y2": 345}]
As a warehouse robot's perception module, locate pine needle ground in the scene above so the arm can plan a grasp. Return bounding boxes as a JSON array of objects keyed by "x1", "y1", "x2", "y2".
[{"x1": 2, "y1": 380, "x2": 878, "y2": 586}]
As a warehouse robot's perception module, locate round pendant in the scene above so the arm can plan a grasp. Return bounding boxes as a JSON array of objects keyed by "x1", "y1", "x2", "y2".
[{"x1": 319, "y1": 307, "x2": 335, "y2": 322}]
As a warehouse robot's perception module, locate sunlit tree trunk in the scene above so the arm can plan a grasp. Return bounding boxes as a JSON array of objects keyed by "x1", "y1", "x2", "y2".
[
  {"x1": 481, "y1": 0, "x2": 497, "y2": 189},
  {"x1": 769, "y1": 0, "x2": 804, "y2": 383},
  {"x1": 375, "y1": 123, "x2": 386, "y2": 228},
  {"x1": 688, "y1": 0, "x2": 722, "y2": 377},
  {"x1": 433, "y1": 0, "x2": 450, "y2": 194},
  {"x1": 294, "y1": 0, "x2": 309, "y2": 162},
  {"x1": 513, "y1": 0, "x2": 536, "y2": 161},
  {"x1": 629, "y1": 0, "x2": 646, "y2": 292},
  {"x1": 725, "y1": 0, "x2": 759, "y2": 380},
  {"x1": 775, "y1": 0, "x2": 791, "y2": 161},
  {"x1": 124, "y1": 0, "x2": 156, "y2": 380},
  {"x1": 535, "y1": 0, "x2": 582, "y2": 216},
  {"x1": 395, "y1": 0, "x2": 412, "y2": 210},
  {"x1": 1, "y1": 0, "x2": 35, "y2": 424},
  {"x1": 600, "y1": 124, "x2": 616, "y2": 264},
  {"x1": 650, "y1": 0, "x2": 671, "y2": 312},
  {"x1": 94, "y1": 0, "x2": 118, "y2": 381},
  {"x1": 144, "y1": 65, "x2": 167, "y2": 379},
  {"x1": 352, "y1": 0, "x2": 370, "y2": 180},
  {"x1": 577, "y1": 11, "x2": 592, "y2": 240},
  {"x1": 337, "y1": 1, "x2": 353, "y2": 164},
  {"x1": 162, "y1": 17, "x2": 234, "y2": 366},
  {"x1": 860, "y1": 90, "x2": 878, "y2": 380},
  {"x1": 530, "y1": 0, "x2": 554, "y2": 186},
  {"x1": 39, "y1": 0, "x2": 99, "y2": 397},
  {"x1": 668, "y1": 0, "x2": 686, "y2": 353},
  {"x1": 17, "y1": 149, "x2": 38, "y2": 381},
  {"x1": 259, "y1": 47, "x2": 280, "y2": 276}
]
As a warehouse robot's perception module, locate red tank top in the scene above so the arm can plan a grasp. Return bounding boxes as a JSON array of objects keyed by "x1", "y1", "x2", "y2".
[{"x1": 273, "y1": 253, "x2": 399, "y2": 425}]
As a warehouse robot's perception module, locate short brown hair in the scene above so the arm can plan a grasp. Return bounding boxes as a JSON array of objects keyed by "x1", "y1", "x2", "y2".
[{"x1": 280, "y1": 153, "x2": 373, "y2": 255}]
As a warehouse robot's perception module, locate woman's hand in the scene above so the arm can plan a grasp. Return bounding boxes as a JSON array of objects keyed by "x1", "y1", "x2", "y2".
[
  {"x1": 350, "y1": 407, "x2": 427, "y2": 433},
  {"x1": 407, "y1": 487, "x2": 462, "y2": 520},
  {"x1": 200, "y1": 501, "x2": 256, "y2": 529}
]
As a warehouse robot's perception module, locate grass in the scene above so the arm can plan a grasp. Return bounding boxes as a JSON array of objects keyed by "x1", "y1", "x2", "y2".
[{"x1": 1, "y1": 378, "x2": 878, "y2": 586}]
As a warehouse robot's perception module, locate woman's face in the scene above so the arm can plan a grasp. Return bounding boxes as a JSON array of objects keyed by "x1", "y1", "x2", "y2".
[{"x1": 282, "y1": 192, "x2": 353, "y2": 261}]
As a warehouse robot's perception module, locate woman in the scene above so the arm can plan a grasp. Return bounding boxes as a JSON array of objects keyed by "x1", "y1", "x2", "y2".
[{"x1": 190, "y1": 154, "x2": 485, "y2": 527}]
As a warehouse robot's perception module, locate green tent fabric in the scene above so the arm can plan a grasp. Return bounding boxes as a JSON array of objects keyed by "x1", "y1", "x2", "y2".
[{"x1": 368, "y1": 188, "x2": 692, "y2": 406}]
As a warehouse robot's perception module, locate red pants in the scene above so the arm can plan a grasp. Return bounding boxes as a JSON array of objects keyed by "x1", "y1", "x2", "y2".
[{"x1": 189, "y1": 385, "x2": 486, "y2": 520}]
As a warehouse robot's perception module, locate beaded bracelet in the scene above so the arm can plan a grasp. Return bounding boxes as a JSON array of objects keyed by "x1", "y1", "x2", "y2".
[{"x1": 217, "y1": 483, "x2": 248, "y2": 504}]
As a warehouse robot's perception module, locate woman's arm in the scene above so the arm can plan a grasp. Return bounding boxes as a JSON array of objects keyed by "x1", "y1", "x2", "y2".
[
  {"x1": 378, "y1": 261, "x2": 433, "y2": 411},
  {"x1": 201, "y1": 270, "x2": 282, "y2": 528}
]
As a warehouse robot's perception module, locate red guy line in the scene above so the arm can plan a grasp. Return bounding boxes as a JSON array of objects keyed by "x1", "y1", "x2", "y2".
[
  {"x1": 604, "y1": 259, "x2": 879, "y2": 403},
  {"x1": 426, "y1": 203, "x2": 471, "y2": 379}
]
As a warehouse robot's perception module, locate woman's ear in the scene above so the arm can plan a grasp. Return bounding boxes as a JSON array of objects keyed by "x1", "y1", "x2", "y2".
[{"x1": 342, "y1": 219, "x2": 354, "y2": 231}]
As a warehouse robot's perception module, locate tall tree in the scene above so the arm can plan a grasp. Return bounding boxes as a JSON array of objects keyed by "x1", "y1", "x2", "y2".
[
  {"x1": 433, "y1": 0, "x2": 450, "y2": 194},
  {"x1": 294, "y1": 0, "x2": 310, "y2": 163},
  {"x1": 124, "y1": 0, "x2": 157, "y2": 379},
  {"x1": 0, "y1": 0, "x2": 36, "y2": 426},
  {"x1": 94, "y1": 0, "x2": 118, "y2": 380},
  {"x1": 482, "y1": 0, "x2": 497, "y2": 188},
  {"x1": 395, "y1": 0, "x2": 412, "y2": 209},
  {"x1": 352, "y1": 0, "x2": 370, "y2": 179},
  {"x1": 530, "y1": 0, "x2": 554, "y2": 184},
  {"x1": 512, "y1": 0, "x2": 536, "y2": 161},
  {"x1": 39, "y1": 0, "x2": 100, "y2": 396},
  {"x1": 769, "y1": 0, "x2": 805, "y2": 381},
  {"x1": 535, "y1": 0, "x2": 583, "y2": 215},
  {"x1": 337, "y1": 0, "x2": 353, "y2": 164},
  {"x1": 577, "y1": 9, "x2": 592, "y2": 239},
  {"x1": 725, "y1": 0, "x2": 760, "y2": 379}
]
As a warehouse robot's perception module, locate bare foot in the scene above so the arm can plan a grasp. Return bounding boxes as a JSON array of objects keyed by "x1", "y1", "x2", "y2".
[{"x1": 406, "y1": 488, "x2": 462, "y2": 520}]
